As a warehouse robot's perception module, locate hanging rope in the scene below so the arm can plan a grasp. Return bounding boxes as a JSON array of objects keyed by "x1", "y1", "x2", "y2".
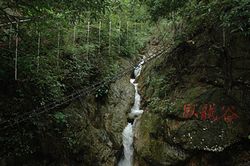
[
  {"x1": 223, "y1": 27, "x2": 226, "y2": 47},
  {"x1": 99, "y1": 21, "x2": 102, "y2": 54},
  {"x1": 14, "y1": 23, "x2": 19, "y2": 80},
  {"x1": 57, "y1": 31, "x2": 60, "y2": 68},
  {"x1": 134, "y1": 23, "x2": 137, "y2": 51},
  {"x1": 140, "y1": 23, "x2": 143, "y2": 33},
  {"x1": 126, "y1": 21, "x2": 129, "y2": 50},
  {"x1": 87, "y1": 21, "x2": 90, "y2": 56},
  {"x1": 73, "y1": 25, "x2": 76, "y2": 44},
  {"x1": 126, "y1": 21, "x2": 129, "y2": 39},
  {"x1": 37, "y1": 31, "x2": 41, "y2": 72},
  {"x1": 109, "y1": 21, "x2": 112, "y2": 57},
  {"x1": 119, "y1": 21, "x2": 121, "y2": 54},
  {"x1": 8, "y1": 24, "x2": 12, "y2": 49}
]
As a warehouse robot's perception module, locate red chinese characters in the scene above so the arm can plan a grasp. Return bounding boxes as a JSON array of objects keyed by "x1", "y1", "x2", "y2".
[
  {"x1": 183, "y1": 104, "x2": 198, "y2": 118},
  {"x1": 183, "y1": 103, "x2": 239, "y2": 123},
  {"x1": 221, "y1": 106, "x2": 239, "y2": 123},
  {"x1": 200, "y1": 104, "x2": 218, "y2": 121}
]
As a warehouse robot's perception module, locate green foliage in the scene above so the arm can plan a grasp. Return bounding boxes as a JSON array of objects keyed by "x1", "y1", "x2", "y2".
[
  {"x1": 141, "y1": 0, "x2": 188, "y2": 22},
  {"x1": 220, "y1": 0, "x2": 250, "y2": 35},
  {"x1": 180, "y1": 0, "x2": 250, "y2": 36},
  {"x1": 0, "y1": 0, "x2": 151, "y2": 103},
  {"x1": 142, "y1": 0, "x2": 250, "y2": 39},
  {"x1": 53, "y1": 112, "x2": 67, "y2": 124},
  {"x1": 0, "y1": 0, "x2": 111, "y2": 23},
  {"x1": 0, "y1": 0, "x2": 153, "y2": 161},
  {"x1": 148, "y1": 97, "x2": 175, "y2": 114}
]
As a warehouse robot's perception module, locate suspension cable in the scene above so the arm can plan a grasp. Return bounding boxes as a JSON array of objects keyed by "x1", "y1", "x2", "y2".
[
  {"x1": 0, "y1": 25, "x2": 171, "y2": 131},
  {"x1": 0, "y1": 45, "x2": 170, "y2": 131}
]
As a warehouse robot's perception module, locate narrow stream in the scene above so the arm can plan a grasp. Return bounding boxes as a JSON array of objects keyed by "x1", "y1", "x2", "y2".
[{"x1": 118, "y1": 59, "x2": 144, "y2": 166}]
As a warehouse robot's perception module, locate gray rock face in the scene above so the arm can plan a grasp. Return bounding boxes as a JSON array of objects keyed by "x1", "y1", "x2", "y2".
[
  {"x1": 35, "y1": 72, "x2": 135, "y2": 166},
  {"x1": 134, "y1": 112, "x2": 190, "y2": 166},
  {"x1": 73, "y1": 74, "x2": 135, "y2": 166},
  {"x1": 101, "y1": 75, "x2": 135, "y2": 150},
  {"x1": 133, "y1": 29, "x2": 250, "y2": 166}
]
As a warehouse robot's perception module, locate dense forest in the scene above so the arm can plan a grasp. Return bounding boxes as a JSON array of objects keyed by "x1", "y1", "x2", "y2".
[{"x1": 0, "y1": 0, "x2": 250, "y2": 166}]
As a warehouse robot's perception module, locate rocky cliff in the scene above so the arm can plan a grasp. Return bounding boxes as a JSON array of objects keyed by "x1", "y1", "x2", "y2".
[
  {"x1": 61, "y1": 73, "x2": 134, "y2": 166},
  {"x1": 134, "y1": 27, "x2": 250, "y2": 166}
]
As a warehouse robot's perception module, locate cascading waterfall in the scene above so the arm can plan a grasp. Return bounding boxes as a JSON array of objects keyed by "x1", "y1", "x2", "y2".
[
  {"x1": 118, "y1": 59, "x2": 144, "y2": 166},
  {"x1": 118, "y1": 123, "x2": 134, "y2": 166}
]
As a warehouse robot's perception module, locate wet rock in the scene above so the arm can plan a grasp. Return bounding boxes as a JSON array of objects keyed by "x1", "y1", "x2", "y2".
[
  {"x1": 134, "y1": 28, "x2": 250, "y2": 165},
  {"x1": 100, "y1": 75, "x2": 135, "y2": 150},
  {"x1": 134, "y1": 112, "x2": 190, "y2": 166}
]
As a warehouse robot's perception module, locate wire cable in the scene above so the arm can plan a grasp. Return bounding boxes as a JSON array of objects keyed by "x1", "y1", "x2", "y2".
[{"x1": 0, "y1": 31, "x2": 172, "y2": 131}]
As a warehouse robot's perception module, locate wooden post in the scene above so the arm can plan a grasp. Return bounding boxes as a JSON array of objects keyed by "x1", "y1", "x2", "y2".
[{"x1": 14, "y1": 23, "x2": 18, "y2": 80}]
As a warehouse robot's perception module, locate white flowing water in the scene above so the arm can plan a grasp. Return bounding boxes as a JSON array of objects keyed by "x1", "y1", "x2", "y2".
[
  {"x1": 118, "y1": 59, "x2": 144, "y2": 166},
  {"x1": 118, "y1": 123, "x2": 134, "y2": 166}
]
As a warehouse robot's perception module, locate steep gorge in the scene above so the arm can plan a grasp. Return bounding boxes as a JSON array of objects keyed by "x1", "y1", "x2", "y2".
[{"x1": 1, "y1": 1, "x2": 250, "y2": 165}]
